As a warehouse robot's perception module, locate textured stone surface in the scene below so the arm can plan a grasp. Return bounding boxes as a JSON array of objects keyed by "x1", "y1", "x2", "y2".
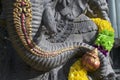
[{"x1": 0, "y1": 0, "x2": 119, "y2": 80}]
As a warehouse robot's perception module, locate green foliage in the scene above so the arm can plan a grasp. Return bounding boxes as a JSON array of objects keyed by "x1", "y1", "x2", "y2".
[{"x1": 95, "y1": 30, "x2": 114, "y2": 51}]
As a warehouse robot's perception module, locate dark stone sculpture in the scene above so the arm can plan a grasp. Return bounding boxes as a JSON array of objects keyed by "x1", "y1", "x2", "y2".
[{"x1": 0, "y1": 0, "x2": 119, "y2": 80}]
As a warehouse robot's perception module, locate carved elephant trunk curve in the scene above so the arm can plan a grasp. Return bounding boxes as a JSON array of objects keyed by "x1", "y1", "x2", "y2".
[{"x1": 3, "y1": 0, "x2": 102, "y2": 72}]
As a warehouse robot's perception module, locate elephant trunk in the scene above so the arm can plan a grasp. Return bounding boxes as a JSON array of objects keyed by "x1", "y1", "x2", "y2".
[{"x1": 3, "y1": 0, "x2": 101, "y2": 72}]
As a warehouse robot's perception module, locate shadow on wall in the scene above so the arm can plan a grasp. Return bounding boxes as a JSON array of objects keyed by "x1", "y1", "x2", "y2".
[{"x1": 110, "y1": 38, "x2": 120, "y2": 69}]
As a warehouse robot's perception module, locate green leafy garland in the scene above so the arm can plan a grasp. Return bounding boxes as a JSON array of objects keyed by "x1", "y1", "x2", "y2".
[{"x1": 92, "y1": 18, "x2": 115, "y2": 56}]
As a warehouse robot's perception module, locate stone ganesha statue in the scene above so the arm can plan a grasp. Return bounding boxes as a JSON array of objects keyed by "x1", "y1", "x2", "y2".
[{"x1": 0, "y1": 0, "x2": 119, "y2": 80}]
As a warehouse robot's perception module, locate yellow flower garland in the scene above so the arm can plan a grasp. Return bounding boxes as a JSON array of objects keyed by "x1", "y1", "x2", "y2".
[
  {"x1": 68, "y1": 59, "x2": 88, "y2": 80},
  {"x1": 91, "y1": 18, "x2": 114, "y2": 32}
]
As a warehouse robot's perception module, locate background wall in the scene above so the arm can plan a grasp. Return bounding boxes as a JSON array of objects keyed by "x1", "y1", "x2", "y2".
[
  {"x1": 108, "y1": 0, "x2": 120, "y2": 74},
  {"x1": 108, "y1": 0, "x2": 120, "y2": 38}
]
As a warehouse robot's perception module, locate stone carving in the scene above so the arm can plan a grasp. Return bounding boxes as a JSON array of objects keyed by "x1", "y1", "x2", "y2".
[{"x1": 0, "y1": 0, "x2": 119, "y2": 80}]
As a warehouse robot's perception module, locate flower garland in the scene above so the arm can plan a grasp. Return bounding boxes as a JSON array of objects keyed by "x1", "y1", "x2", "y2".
[
  {"x1": 68, "y1": 18, "x2": 115, "y2": 80},
  {"x1": 68, "y1": 59, "x2": 89, "y2": 80},
  {"x1": 92, "y1": 18, "x2": 115, "y2": 56}
]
